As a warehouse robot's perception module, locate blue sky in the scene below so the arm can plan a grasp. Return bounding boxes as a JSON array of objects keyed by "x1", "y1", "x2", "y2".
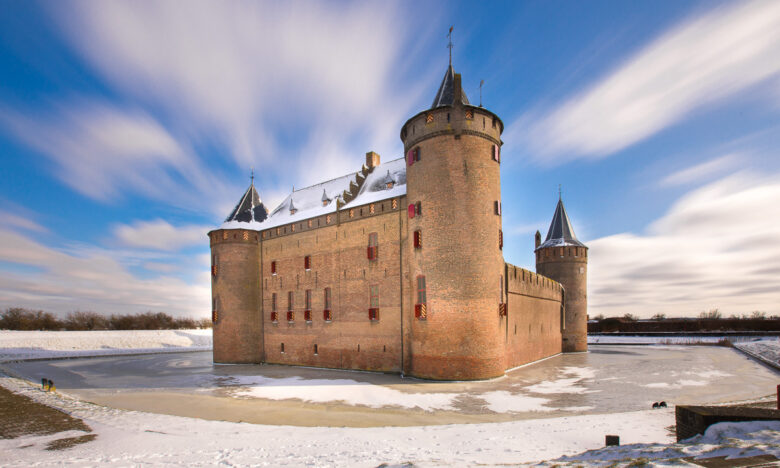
[{"x1": 1, "y1": 0, "x2": 780, "y2": 318}]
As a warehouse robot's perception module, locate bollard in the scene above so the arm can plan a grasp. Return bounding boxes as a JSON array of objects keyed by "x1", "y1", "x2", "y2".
[{"x1": 605, "y1": 435, "x2": 619, "y2": 446}]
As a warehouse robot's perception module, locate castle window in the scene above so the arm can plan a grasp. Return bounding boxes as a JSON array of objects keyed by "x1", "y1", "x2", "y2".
[
  {"x1": 415, "y1": 201, "x2": 422, "y2": 216},
  {"x1": 368, "y1": 285, "x2": 379, "y2": 321},
  {"x1": 392, "y1": 199, "x2": 398, "y2": 209},
  {"x1": 414, "y1": 147, "x2": 420, "y2": 162},
  {"x1": 414, "y1": 230, "x2": 422, "y2": 249},
  {"x1": 323, "y1": 287, "x2": 332, "y2": 321},
  {"x1": 492, "y1": 144, "x2": 500, "y2": 163},
  {"x1": 243, "y1": 231, "x2": 249, "y2": 240},
  {"x1": 447, "y1": 112, "x2": 450, "y2": 123},
  {"x1": 314, "y1": 344, "x2": 318, "y2": 355},
  {"x1": 415, "y1": 275, "x2": 426, "y2": 319},
  {"x1": 212, "y1": 297, "x2": 219, "y2": 324},
  {"x1": 287, "y1": 291, "x2": 294, "y2": 320},
  {"x1": 304, "y1": 255, "x2": 311, "y2": 270},
  {"x1": 304, "y1": 289, "x2": 312, "y2": 321},
  {"x1": 271, "y1": 261, "x2": 277, "y2": 275},
  {"x1": 560, "y1": 248, "x2": 564, "y2": 257},
  {"x1": 494, "y1": 201, "x2": 502, "y2": 216},
  {"x1": 426, "y1": 113, "x2": 434, "y2": 124},
  {"x1": 308, "y1": 219, "x2": 312, "y2": 228},
  {"x1": 281, "y1": 343, "x2": 285, "y2": 353},
  {"x1": 465, "y1": 109, "x2": 473, "y2": 120},
  {"x1": 492, "y1": 117, "x2": 497, "y2": 128},
  {"x1": 369, "y1": 203, "x2": 375, "y2": 214},
  {"x1": 291, "y1": 223, "x2": 295, "y2": 232},
  {"x1": 499, "y1": 229, "x2": 504, "y2": 250},
  {"x1": 349, "y1": 209, "x2": 354, "y2": 218},
  {"x1": 367, "y1": 232, "x2": 378, "y2": 260},
  {"x1": 326, "y1": 214, "x2": 332, "y2": 224},
  {"x1": 211, "y1": 254, "x2": 218, "y2": 278}
]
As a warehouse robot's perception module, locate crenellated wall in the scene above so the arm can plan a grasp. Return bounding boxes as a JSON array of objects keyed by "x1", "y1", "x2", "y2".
[{"x1": 503, "y1": 263, "x2": 563, "y2": 368}]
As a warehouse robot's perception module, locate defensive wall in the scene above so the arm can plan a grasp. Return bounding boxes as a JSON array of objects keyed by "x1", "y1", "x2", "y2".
[{"x1": 503, "y1": 263, "x2": 563, "y2": 368}]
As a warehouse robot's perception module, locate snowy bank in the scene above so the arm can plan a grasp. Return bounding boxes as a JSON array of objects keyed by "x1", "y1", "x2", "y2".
[
  {"x1": 0, "y1": 329, "x2": 212, "y2": 362},
  {"x1": 734, "y1": 339, "x2": 780, "y2": 370},
  {"x1": 588, "y1": 334, "x2": 773, "y2": 345}
]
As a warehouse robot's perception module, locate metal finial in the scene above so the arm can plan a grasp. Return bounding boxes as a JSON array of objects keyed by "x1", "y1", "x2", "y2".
[
  {"x1": 250, "y1": 167, "x2": 254, "y2": 185},
  {"x1": 447, "y1": 26, "x2": 454, "y2": 66},
  {"x1": 558, "y1": 184, "x2": 562, "y2": 200},
  {"x1": 479, "y1": 79, "x2": 484, "y2": 107}
]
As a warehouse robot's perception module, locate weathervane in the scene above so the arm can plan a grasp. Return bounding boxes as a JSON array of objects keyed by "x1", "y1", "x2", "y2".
[{"x1": 447, "y1": 26, "x2": 454, "y2": 66}]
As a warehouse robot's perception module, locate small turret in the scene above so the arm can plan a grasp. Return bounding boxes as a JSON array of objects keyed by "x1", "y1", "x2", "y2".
[{"x1": 535, "y1": 196, "x2": 588, "y2": 353}]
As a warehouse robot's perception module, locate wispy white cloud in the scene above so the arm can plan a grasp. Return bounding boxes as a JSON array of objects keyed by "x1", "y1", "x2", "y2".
[
  {"x1": 113, "y1": 219, "x2": 210, "y2": 251},
  {"x1": 660, "y1": 153, "x2": 741, "y2": 187},
  {"x1": 589, "y1": 171, "x2": 780, "y2": 317},
  {"x1": 0, "y1": 101, "x2": 234, "y2": 216},
  {"x1": 511, "y1": 0, "x2": 780, "y2": 163},
  {"x1": 0, "y1": 209, "x2": 48, "y2": 233},
  {"x1": 0, "y1": 227, "x2": 209, "y2": 317}
]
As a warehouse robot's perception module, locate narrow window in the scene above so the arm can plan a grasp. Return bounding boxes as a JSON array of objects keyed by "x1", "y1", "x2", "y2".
[
  {"x1": 308, "y1": 219, "x2": 312, "y2": 228},
  {"x1": 323, "y1": 287, "x2": 332, "y2": 321},
  {"x1": 368, "y1": 285, "x2": 379, "y2": 321},
  {"x1": 415, "y1": 201, "x2": 422, "y2": 216},
  {"x1": 446, "y1": 112, "x2": 450, "y2": 123},
  {"x1": 304, "y1": 289, "x2": 312, "y2": 321},
  {"x1": 426, "y1": 113, "x2": 434, "y2": 124},
  {"x1": 414, "y1": 147, "x2": 421, "y2": 162},
  {"x1": 415, "y1": 276, "x2": 427, "y2": 319},
  {"x1": 349, "y1": 209, "x2": 354, "y2": 218},
  {"x1": 281, "y1": 343, "x2": 285, "y2": 353},
  {"x1": 287, "y1": 291, "x2": 294, "y2": 322},
  {"x1": 211, "y1": 254, "x2": 218, "y2": 278},
  {"x1": 499, "y1": 229, "x2": 504, "y2": 250},
  {"x1": 492, "y1": 117, "x2": 497, "y2": 128},
  {"x1": 271, "y1": 261, "x2": 277, "y2": 275},
  {"x1": 414, "y1": 230, "x2": 422, "y2": 249},
  {"x1": 367, "y1": 232, "x2": 378, "y2": 260},
  {"x1": 314, "y1": 344, "x2": 318, "y2": 355},
  {"x1": 494, "y1": 201, "x2": 501, "y2": 215},
  {"x1": 304, "y1": 255, "x2": 311, "y2": 270},
  {"x1": 392, "y1": 199, "x2": 398, "y2": 209},
  {"x1": 212, "y1": 297, "x2": 219, "y2": 323},
  {"x1": 369, "y1": 204, "x2": 375, "y2": 214}
]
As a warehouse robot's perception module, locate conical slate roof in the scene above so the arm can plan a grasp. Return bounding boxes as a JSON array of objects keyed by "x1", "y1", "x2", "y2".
[
  {"x1": 431, "y1": 64, "x2": 470, "y2": 109},
  {"x1": 537, "y1": 198, "x2": 586, "y2": 250},
  {"x1": 224, "y1": 183, "x2": 268, "y2": 223}
]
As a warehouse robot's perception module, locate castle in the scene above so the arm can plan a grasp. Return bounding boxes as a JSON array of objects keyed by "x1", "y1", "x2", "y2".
[{"x1": 208, "y1": 62, "x2": 588, "y2": 380}]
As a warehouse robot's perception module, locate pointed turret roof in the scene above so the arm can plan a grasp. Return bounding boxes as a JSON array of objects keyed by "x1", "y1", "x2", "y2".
[
  {"x1": 431, "y1": 64, "x2": 470, "y2": 109},
  {"x1": 224, "y1": 182, "x2": 268, "y2": 223},
  {"x1": 537, "y1": 198, "x2": 586, "y2": 250}
]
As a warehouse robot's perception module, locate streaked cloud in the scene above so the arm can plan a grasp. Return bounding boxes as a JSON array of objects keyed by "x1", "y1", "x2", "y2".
[
  {"x1": 0, "y1": 228, "x2": 210, "y2": 317},
  {"x1": 0, "y1": 209, "x2": 48, "y2": 233},
  {"x1": 660, "y1": 154, "x2": 741, "y2": 187},
  {"x1": 113, "y1": 220, "x2": 211, "y2": 251},
  {"x1": 589, "y1": 171, "x2": 780, "y2": 317},
  {"x1": 513, "y1": 0, "x2": 780, "y2": 163}
]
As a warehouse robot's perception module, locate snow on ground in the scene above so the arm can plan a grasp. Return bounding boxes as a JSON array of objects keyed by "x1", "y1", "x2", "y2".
[
  {"x1": 734, "y1": 339, "x2": 780, "y2": 370},
  {"x1": 0, "y1": 374, "x2": 676, "y2": 467},
  {"x1": 0, "y1": 329, "x2": 212, "y2": 362},
  {"x1": 231, "y1": 375, "x2": 458, "y2": 411},
  {"x1": 542, "y1": 420, "x2": 780, "y2": 467}
]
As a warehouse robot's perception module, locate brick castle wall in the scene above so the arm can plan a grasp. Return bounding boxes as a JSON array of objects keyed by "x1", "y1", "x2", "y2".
[
  {"x1": 536, "y1": 246, "x2": 588, "y2": 352},
  {"x1": 504, "y1": 263, "x2": 563, "y2": 367},
  {"x1": 210, "y1": 229, "x2": 263, "y2": 363}
]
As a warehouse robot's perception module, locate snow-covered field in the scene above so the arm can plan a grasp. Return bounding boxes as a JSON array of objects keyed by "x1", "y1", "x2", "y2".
[
  {"x1": 0, "y1": 329, "x2": 212, "y2": 362},
  {"x1": 1, "y1": 330, "x2": 778, "y2": 466},
  {"x1": 734, "y1": 339, "x2": 780, "y2": 370},
  {"x1": 588, "y1": 334, "x2": 776, "y2": 345}
]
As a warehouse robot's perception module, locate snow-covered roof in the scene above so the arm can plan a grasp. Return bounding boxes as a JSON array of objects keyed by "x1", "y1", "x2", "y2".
[
  {"x1": 220, "y1": 157, "x2": 406, "y2": 231},
  {"x1": 537, "y1": 198, "x2": 586, "y2": 250},
  {"x1": 223, "y1": 183, "x2": 268, "y2": 223}
]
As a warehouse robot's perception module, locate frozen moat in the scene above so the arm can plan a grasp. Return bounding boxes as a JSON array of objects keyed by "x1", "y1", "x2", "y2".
[{"x1": 3, "y1": 345, "x2": 776, "y2": 427}]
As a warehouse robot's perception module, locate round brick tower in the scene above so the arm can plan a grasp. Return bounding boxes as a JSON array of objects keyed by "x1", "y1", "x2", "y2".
[
  {"x1": 535, "y1": 197, "x2": 588, "y2": 353},
  {"x1": 400, "y1": 64, "x2": 506, "y2": 380},
  {"x1": 209, "y1": 181, "x2": 267, "y2": 363}
]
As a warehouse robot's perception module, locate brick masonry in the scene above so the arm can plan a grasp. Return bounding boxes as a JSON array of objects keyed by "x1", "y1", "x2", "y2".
[{"x1": 208, "y1": 72, "x2": 588, "y2": 380}]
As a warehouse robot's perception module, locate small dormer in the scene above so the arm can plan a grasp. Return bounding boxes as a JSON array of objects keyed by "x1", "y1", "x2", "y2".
[
  {"x1": 384, "y1": 170, "x2": 395, "y2": 190},
  {"x1": 289, "y1": 198, "x2": 297, "y2": 215},
  {"x1": 321, "y1": 189, "x2": 331, "y2": 207}
]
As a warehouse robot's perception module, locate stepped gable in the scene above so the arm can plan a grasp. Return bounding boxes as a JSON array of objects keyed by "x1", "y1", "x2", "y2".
[
  {"x1": 224, "y1": 182, "x2": 268, "y2": 223},
  {"x1": 537, "y1": 197, "x2": 586, "y2": 249},
  {"x1": 251, "y1": 157, "x2": 406, "y2": 230},
  {"x1": 431, "y1": 64, "x2": 470, "y2": 109}
]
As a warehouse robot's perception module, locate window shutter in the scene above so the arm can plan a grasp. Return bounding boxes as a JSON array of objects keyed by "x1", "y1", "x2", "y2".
[
  {"x1": 304, "y1": 256, "x2": 310, "y2": 270},
  {"x1": 408, "y1": 204, "x2": 415, "y2": 219},
  {"x1": 492, "y1": 144, "x2": 498, "y2": 161},
  {"x1": 407, "y1": 149, "x2": 414, "y2": 166},
  {"x1": 414, "y1": 148, "x2": 420, "y2": 162},
  {"x1": 271, "y1": 261, "x2": 276, "y2": 274},
  {"x1": 414, "y1": 230, "x2": 422, "y2": 249},
  {"x1": 499, "y1": 229, "x2": 504, "y2": 250}
]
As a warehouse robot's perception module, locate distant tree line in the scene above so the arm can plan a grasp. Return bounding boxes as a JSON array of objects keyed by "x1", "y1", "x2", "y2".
[
  {"x1": 0, "y1": 307, "x2": 212, "y2": 331},
  {"x1": 588, "y1": 308, "x2": 779, "y2": 334}
]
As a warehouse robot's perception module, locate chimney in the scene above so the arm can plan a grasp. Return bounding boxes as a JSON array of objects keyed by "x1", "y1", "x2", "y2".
[
  {"x1": 535, "y1": 230, "x2": 541, "y2": 249},
  {"x1": 366, "y1": 151, "x2": 380, "y2": 170},
  {"x1": 453, "y1": 73, "x2": 463, "y2": 107}
]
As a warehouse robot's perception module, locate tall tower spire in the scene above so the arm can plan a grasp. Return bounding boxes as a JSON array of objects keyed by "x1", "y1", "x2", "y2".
[{"x1": 447, "y1": 26, "x2": 453, "y2": 66}]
